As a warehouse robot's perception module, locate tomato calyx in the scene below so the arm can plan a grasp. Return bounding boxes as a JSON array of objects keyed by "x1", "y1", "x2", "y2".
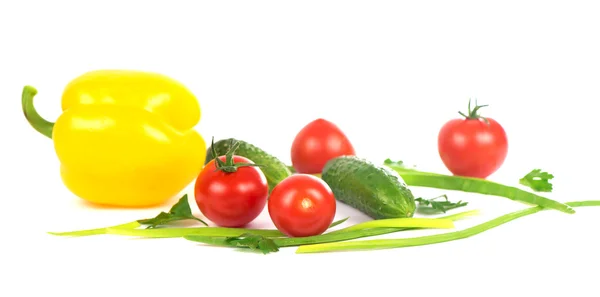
[
  {"x1": 210, "y1": 137, "x2": 262, "y2": 173},
  {"x1": 458, "y1": 99, "x2": 490, "y2": 124}
]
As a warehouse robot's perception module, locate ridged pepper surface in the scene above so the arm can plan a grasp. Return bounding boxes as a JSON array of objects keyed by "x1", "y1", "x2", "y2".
[{"x1": 22, "y1": 70, "x2": 206, "y2": 207}]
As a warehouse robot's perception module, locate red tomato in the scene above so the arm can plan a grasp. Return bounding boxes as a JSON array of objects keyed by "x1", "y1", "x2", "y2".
[
  {"x1": 194, "y1": 155, "x2": 268, "y2": 227},
  {"x1": 291, "y1": 118, "x2": 355, "y2": 174},
  {"x1": 438, "y1": 101, "x2": 508, "y2": 179},
  {"x1": 268, "y1": 174, "x2": 336, "y2": 237}
]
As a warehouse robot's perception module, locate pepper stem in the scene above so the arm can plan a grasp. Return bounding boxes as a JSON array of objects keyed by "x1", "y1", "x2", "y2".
[
  {"x1": 22, "y1": 86, "x2": 55, "y2": 139},
  {"x1": 210, "y1": 137, "x2": 262, "y2": 173},
  {"x1": 458, "y1": 98, "x2": 489, "y2": 124}
]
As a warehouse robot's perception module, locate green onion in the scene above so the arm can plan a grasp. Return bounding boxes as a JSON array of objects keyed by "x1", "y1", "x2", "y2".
[
  {"x1": 184, "y1": 209, "x2": 479, "y2": 252},
  {"x1": 383, "y1": 159, "x2": 575, "y2": 214},
  {"x1": 107, "y1": 226, "x2": 285, "y2": 238},
  {"x1": 49, "y1": 217, "x2": 350, "y2": 239},
  {"x1": 338, "y1": 217, "x2": 455, "y2": 232},
  {"x1": 47, "y1": 221, "x2": 140, "y2": 237},
  {"x1": 295, "y1": 200, "x2": 600, "y2": 254}
]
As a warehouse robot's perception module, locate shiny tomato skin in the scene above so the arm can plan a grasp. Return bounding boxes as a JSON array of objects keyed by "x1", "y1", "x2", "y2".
[
  {"x1": 438, "y1": 118, "x2": 508, "y2": 179},
  {"x1": 194, "y1": 155, "x2": 268, "y2": 227},
  {"x1": 291, "y1": 118, "x2": 355, "y2": 174},
  {"x1": 268, "y1": 174, "x2": 336, "y2": 237}
]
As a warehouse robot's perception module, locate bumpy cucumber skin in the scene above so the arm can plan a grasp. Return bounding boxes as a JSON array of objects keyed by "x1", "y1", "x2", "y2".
[
  {"x1": 205, "y1": 138, "x2": 292, "y2": 193},
  {"x1": 321, "y1": 155, "x2": 417, "y2": 219}
]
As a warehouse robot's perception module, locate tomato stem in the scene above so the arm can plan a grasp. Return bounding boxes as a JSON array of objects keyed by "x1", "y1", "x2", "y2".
[
  {"x1": 458, "y1": 98, "x2": 490, "y2": 124},
  {"x1": 210, "y1": 137, "x2": 263, "y2": 173}
]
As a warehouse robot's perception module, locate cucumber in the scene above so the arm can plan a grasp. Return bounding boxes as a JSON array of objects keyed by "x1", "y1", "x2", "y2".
[
  {"x1": 206, "y1": 138, "x2": 292, "y2": 193},
  {"x1": 321, "y1": 155, "x2": 417, "y2": 219}
]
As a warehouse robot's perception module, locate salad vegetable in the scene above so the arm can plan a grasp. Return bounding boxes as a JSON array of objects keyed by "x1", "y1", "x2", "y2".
[
  {"x1": 48, "y1": 221, "x2": 141, "y2": 237},
  {"x1": 437, "y1": 99, "x2": 508, "y2": 179},
  {"x1": 33, "y1": 82, "x2": 596, "y2": 258},
  {"x1": 184, "y1": 210, "x2": 476, "y2": 254},
  {"x1": 321, "y1": 156, "x2": 416, "y2": 219},
  {"x1": 290, "y1": 118, "x2": 356, "y2": 174},
  {"x1": 50, "y1": 215, "x2": 350, "y2": 239},
  {"x1": 519, "y1": 169, "x2": 554, "y2": 192},
  {"x1": 206, "y1": 138, "x2": 292, "y2": 193},
  {"x1": 296, "y1": 200, "x2": 600, "y2": 253},
  {"x1": 194, "y1": 139, "x2": 269, "y2": 227},
  {"x1": 21, "y1": 70, "x2": 206, "y2": 207},
  {"x1": 138, "y1": 195, "x2": 207, "y2": 228},
  {"x1": 384, "y1": 159, "x2": 574, "y2": 214},
  {"x1": 414, "y1": 195, "x2": 468, "y2": 214},
  {"x1": 268, "y1": 174, "x2": 337, "y2": 237}
]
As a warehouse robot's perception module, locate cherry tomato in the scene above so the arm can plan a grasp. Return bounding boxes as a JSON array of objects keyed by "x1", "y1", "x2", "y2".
[
  {"x1": 291, "y1": 118, "x2": 355, "y2": 174},
  {"x1": 194, "y1": 155, "x2": 268, "y2": 227},
  {"x1": 268, "y1": 174, "x2": 336, "y2": 237},
  {"x1": 438, "y1": 100, "x2": 508, "y2": 179}
]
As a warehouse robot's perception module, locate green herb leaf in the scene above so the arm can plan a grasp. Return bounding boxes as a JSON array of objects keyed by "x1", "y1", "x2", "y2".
[
  {"x1": 224, "y1": 233, "x2": 280, "y2": 254},
  {"x1": 383, "y1": 158, "x2": 416, "y2": 169},
  {"x1": 415, "y1": 195, "x2": 468, "y2": 214},
  {"x1": 137, "y1": 195, "x2": 208, "y2": 229},
  {"x1": 519, "y1": 169, "x2": 554, "y2": 192}
]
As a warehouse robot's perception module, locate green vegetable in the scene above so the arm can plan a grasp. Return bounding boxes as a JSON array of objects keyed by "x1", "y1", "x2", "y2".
[
  {"x1": 209, "y1": 137, "x2": 264, "y2": 172},
  {"x1": 108, "y1": 226, "x2": 285, "y2": 238},
  {"x1": 519, "y1": 169, "x2": 554, "y2": 192},
  {"x1": 338, "y1": 217, "x2": 454, "y2": 231},
  {"x1": 48, "y1": 195, "x2": 206, "y2": 236},
  {"x1": 206, "y1": 138, "x2": 292, "y2": 193},
  {"x1": 383, "y1": 159, "x2": 574, "y2": 214},
  {"x1": 50, "y1": 211, "x2": 349, "y2": 238},
  {"x1": 295, "y1": 200, "x2": 600, "y2": 253},
  {"x1": 48, "y1": 221, "x2": 141, "y2": 237},
  {"x1": 226, "y1": 234, "x2": 281, "y2": 254},
  {"x1": 321, "y1": 156, "x2": 417, "y2": 219},
  {"x1": 184, "y1": 210, "x2": 479, "y2": 254},
  {"x1": 137, "y1": 195, "x2": 208, "y2": 228},
  {"x1": 415, "y1": 195, "x2": 468, "y2": 214},
  {"x1": 106, "y1": 217, "x2": 348, "y2": 238}
]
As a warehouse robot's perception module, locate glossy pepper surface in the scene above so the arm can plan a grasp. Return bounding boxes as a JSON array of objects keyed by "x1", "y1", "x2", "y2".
[{"x1": 22, "y1": 70, "x2": 206, "y2": 207}]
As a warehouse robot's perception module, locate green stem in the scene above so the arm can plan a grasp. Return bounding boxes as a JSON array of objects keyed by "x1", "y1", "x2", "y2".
[
  {"x1": 48, "y1": 221, "x2": 140, "y2": 237},
  {"x1": 295, "y1": 200, "x2": 600, "y2": 254},
  {"x1": 184, "y1": 209, "x2": 479, "y2": 249},
  {"x1": 459, "y1": 98, "x2": 489, "y2": 124},
  {"x1": 107, "y1": 226, "x2": 285, "y2": 238},
  {"x1": 22, "y1": 86, "x2": 55, "y2": 139},
  {"x1": 388, "y1": 166, "x2": 575, "y2": 214},
  {"x1": 50, "y1": 217, "x2": 348, "y2": 239},
  {"x1": 274, "y1": 212, "x2": 473, "y2": 247},
  {"x1": 337, "y1": 217, "x2": 454, "y2": 232},
  {"x1": 210, "y1": 137, "x2": 263, "y2": 173}
]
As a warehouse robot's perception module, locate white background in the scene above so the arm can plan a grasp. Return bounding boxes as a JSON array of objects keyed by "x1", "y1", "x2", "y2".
[{"x1": 1, "y1": 1, "x2": 599, "y2": 296}]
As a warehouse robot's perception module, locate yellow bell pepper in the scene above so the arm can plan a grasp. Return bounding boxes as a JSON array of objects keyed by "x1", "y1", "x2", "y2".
[{"x1": 21, "y1": 70, "x2": 206, "y2": 207}]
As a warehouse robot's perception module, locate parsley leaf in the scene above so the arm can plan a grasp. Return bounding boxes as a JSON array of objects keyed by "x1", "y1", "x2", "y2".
[
  {"x1": 383, "y1": 158, "x2": 417, "y2": 170},
  {"x1": 224, "y1": 233, "x2": 280, "y2": 254},
  {"x1": 519, "y1": 169, "x2": 554, "y2": 192},
  {"x1": 384, "y1": 158, "x2": 406, "y2": 168},
  {"x1": 137, "y1": 194, "x2": 208, "y2": 229},
  {"x1": 415, "y1": 195, "x2": 468, "y2": 214}
]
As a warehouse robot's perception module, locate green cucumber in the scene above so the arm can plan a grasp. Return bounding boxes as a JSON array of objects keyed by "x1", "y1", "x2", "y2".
[
  {"x1": 206, "y1": 138, "x2": 292, "y2": 193},
  {"x1": 321, "y1": 155, "x2": 417, "y2": 219}
]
